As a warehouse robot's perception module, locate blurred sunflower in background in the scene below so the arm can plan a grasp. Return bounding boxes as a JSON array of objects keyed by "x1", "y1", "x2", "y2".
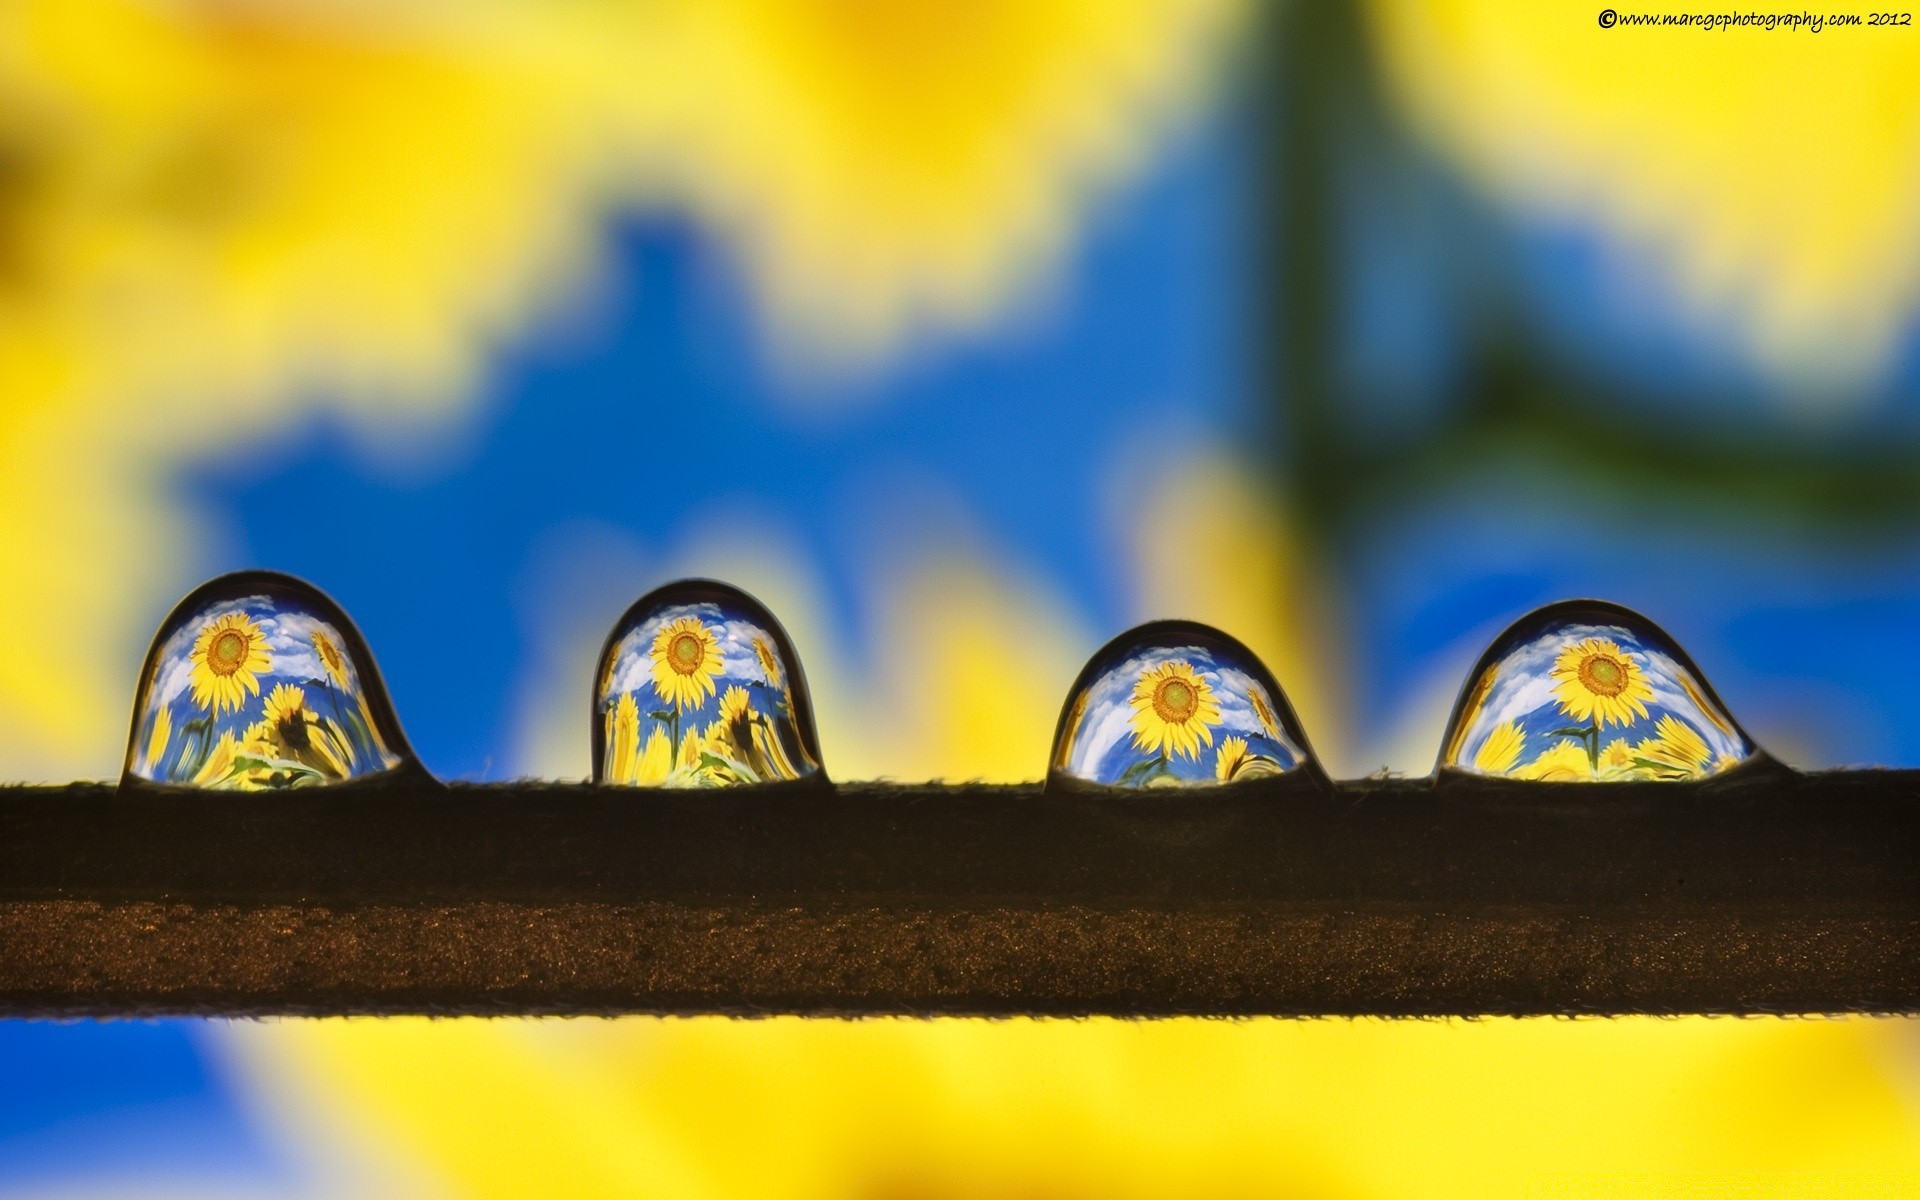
[
  {"x1": 140, "y1": 701, "x2": 171, "y2": 774},
  {"x1": 4, "y1": 0, "x2": 1920, "y2": 1196},
  {"x1": 717, "y1": 685, "x2": 752, "y2": 726},
  {"x1": 1634, "y1": 712, "x2": 1712, "y2": 778},
  {"x1": 1210, "y1": 732, "x2": 1278, "y2": 781},
  {"x1": 312, "y1": 629, "x2": 350, "y2": 689},
  {"x1": 1248, "y1": 685, "x2": 1281, "y2": 740},
  {"x1": 255, "y1": 680, "x2": 351, "y2": 777},
  {"x1": 1515, "y1": 739, "x2": 1594, "y2": 782},
  {"x1": 1365, "y1": 0, "x2": 1920, "y2": 393},
  {"x1": 188, "y1": 728, "x2": 240, "y2": 788},
  {"x1": 1600, "y1": 737, "x2": 1635, "y2": 772},
  {"x1": 606, "y1": 690, "x2": 642, "y2": 785},
  {"x1": 1472, "y1": 718, "x2": 1524, "y2": 774},
  {"x1": 751, "y1": 635, "x2": 783, "y2": 686}
]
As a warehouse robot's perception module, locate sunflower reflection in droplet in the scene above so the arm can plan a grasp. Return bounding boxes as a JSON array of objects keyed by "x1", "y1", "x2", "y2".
[
  {"x1": 1050, "y1": 621, "x2": 1318, "y2": 789},
  {"x1": 125, "y1": 572, "x2": 410, "y2": 790},
  {"x1": 1439, "y1": 600, "x2": 1762, "y2": 782},
  {"x1": 593, "y1": 580, "x2": 823, "y2": 787}
]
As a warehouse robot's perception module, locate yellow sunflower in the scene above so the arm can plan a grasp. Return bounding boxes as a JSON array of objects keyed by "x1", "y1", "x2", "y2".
[
  {"x1": 1635, "y1": 714, "x2": 1712, "y2": 778},
  {"x1": 1472, "y1": 720, "x2": 1525, "y2": 774},
  {"x1": 1600, "y1": 738, "x2": 1637, "y2": 773},
  {"x1": 189, "y1": 611, "x2": 272, "y2": 715},
  {"x1": 1214, "y1": 735, "x2": 1248, "y2": 781},
  {"x1": 1549, "y1": 638, "x2": 1653, "y2": 729},
  {"x1": 1678, "y1": 671, "x2": 1736, "y2": 736},
  {"x1": 1442, "y1": 665, "x2": 1499, "y2": 765},
  {"x1": 718, "y1": 685, "x2": 753, "y2": 726},
  {"x1": 240, "y1": 720, "x2": 278, "y2": 758},
  {"x1": 0, "y1": 0, "x2": 1247, "y2": 785},
  {"x1": 1052, "y1": 688, "x2": 1092, "y2": 770},
  {"x1": 311, "y1": 629, "x2": 350, "y2": 689},
  {"x1": 636, "y1": 726, "x2": 673, "y2": 785},
  {"x1": 260, "y1": 682, "x2": 351, "y2": 778},
  {"x1": 687, "y1": 722, "x2": 745, "y2": 786},
  {"x1": 190, "y1": 730, "x2": 241, "y2": 788},
  {"x1": 231, "y1": 721, "x2": 289, "y2": 790},
  {"x1": 142, "y1": 703, "x2": 172, "y2": 774},
  {"x1": 642, "y1": 0, "x2": 1251, "y2": 361},
  {"x1": 1211, "y1": 735, "x2": 1288, "y2": 783},
  {"x1": 649, "y1": 616, "x2": 725, "y2": 711},
  {"x1": 1515, "y1": 739, "x2": 1594, "y2": 783},
  {"x1": 1247, "y1": 687, "x2": 1281, "y2": 740},
  {"x1": 699, "y1": 721, "x2": 739, "y2": 766},
  {"x1": 751, "y1": 635, "x2": 784, "y2": 687},
  {"x1": 598, "y1": 652, "x2": 618, "y2": 703},
  {"x1": 355, "y1": 692, "x2": 389, "y2": 758},
  {"x1": 262, "y1": 682, "x2": 309, "y2": 731},
  {"x1": 747, "y1": 717, "x2": 802, "y2": 782},
  {"x1": 1367, "y1": 0, "x2": 1920, "y2": 390},
  {"x1": 1128, "y1": 659, "x2": 1221, "y2": 761},
  {"x1": 606, "y1": 692, "x2": 641, "y2": 785},
  {"x1": 718, "y1": 684, "x2": 780, "y2": 780}
]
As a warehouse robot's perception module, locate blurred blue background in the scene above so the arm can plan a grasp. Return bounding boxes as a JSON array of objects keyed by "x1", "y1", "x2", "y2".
[{"x1": 4, "y1": 1, "x2": 1919, "y2": 1195}]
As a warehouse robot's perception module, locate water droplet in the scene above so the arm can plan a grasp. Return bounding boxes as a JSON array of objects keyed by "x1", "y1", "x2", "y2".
[
  {"x1": 1049, "y1": 621, "x2": 1320, "y2": 789},
  {"x1": 1438, "y1": 600, "x2": 1762, "y2": 782},
  {"x1": 124, "y1": 571, "x2": 415, "y2": 790},
  {"x1": 592, "y1": 580, "x2": 824, "y2": 787}
]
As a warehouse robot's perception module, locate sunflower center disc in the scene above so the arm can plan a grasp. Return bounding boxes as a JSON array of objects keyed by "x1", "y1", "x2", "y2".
[
  {"x1": 210, "y1": 632, "x2": 245, "y2": 675},
  {"x1": 1581, "y1": 655, "x2": 1626, "y2": 696},
  {"x1": 671, "y1": 634, "x2": 702, "y2": 673},
  {"x1": 1155, "y1": 679, "x2": 1195, "y2": 722}
]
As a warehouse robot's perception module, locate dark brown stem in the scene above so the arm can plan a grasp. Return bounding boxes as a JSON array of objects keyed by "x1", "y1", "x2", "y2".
[{"x1": 2, "y1": 769, "x2": 1916, "y2": 1017}]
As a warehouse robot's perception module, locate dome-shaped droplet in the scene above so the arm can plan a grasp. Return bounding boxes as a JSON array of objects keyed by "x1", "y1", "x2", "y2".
[
  {"x1": 592, "y1": 580, "x2": 824, "y2": 787},
  {"x1": 1048, "y1": 621, "x2": 1321, "y2": 789},
  {"x1": 1438, "y1": 600, "x2": 1763, "y2": 782},
  {"x1": 124, "y1": 571, "x2": 415, "y2": 790}
]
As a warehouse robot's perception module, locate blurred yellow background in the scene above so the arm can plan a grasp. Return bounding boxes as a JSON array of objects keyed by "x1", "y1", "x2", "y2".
[{"x1": 4, "y1": 1, "x2": 1920, "y2": 1195}]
